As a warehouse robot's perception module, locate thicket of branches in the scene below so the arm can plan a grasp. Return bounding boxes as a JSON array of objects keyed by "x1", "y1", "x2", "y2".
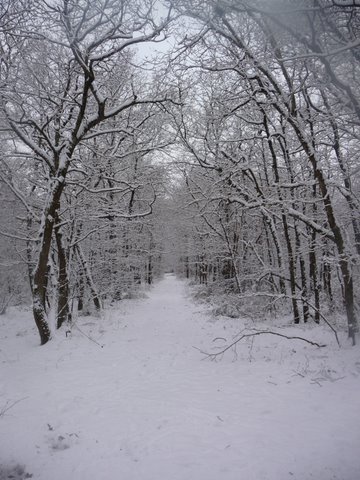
[
  {"x1": 0, "y1": 0, "x2": 359, "y2": 345},
  {"x1": 168, "y1": 0, "x2": 360, "y2": 343},
  {"x1": 0, "y1": 0, "x2": 173, "y2": 343}
]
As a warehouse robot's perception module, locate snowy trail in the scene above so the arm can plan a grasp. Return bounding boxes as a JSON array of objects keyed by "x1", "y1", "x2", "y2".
[{"x1": 1, "y1": 274, "x2": 360, "y2": 480}]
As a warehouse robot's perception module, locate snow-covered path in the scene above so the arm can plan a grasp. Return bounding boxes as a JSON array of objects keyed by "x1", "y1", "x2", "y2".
[{"x1": 1, "y1": 275, "x2": 360, "y2": 480}]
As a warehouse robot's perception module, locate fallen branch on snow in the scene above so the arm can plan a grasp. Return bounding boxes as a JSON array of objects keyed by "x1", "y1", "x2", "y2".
[
  {"x1": 231, "y1": 292, "x2": 340, "y2": 347},
  {"x1": 69, "y1": 323, "x2": 104, "y2": 348},
  {"x1": 193, "y1": 330, "x2": 326, "y2": 360},
  {"x1": 0, "y1": 397, "x2": 29, "y2": 417}
]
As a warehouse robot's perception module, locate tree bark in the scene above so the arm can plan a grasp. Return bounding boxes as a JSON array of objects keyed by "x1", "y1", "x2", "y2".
[
  {"x1": 54, "y1": 210, "x2": 70, "y2": 329},
  {"x1": 76, "y1": 245, "x2": 102, "y2": 312}
]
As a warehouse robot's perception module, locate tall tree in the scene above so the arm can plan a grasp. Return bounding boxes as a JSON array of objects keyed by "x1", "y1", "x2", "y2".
[
  {"x1": 169, "y1": 0, "x2": 359, "y2": 342},
  {"x1": 0, "y1": 0, "x2": 173, "y2": 344}
]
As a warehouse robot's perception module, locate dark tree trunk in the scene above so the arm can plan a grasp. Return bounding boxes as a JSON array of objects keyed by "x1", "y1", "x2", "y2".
[
  {"x1": 185, "y1": 256, "x2": 190, "y2": 279},
  {"x1": 309, "y1": 231, "x2": 320, "y2": 323},
  {"x1": 32, "y1": 181, "x2": 65, "y2": 344},
  {"x1": 263, "y1": 113, "x2": 300, "y2": 323},
  {"x1": 77, "y1": 271, "x2": 84, "y2": 312},
  {"x1": 295, "y1": 225, "x2": 309, "y2": 323},
  {"x1": 308, "y1": 184, "x2": 320, "y2": 323},
  {"x1": 304, "y1": 144, "x2": 357, "y2": 342}
]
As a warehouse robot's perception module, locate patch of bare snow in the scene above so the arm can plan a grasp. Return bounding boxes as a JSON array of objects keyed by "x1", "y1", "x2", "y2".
[{"x1": 1, "y1": 274, "x2": 359, "y2": 480}]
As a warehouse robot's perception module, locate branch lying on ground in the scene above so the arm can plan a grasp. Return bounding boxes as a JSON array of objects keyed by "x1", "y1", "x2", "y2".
[
  {"x1": 193, "y1": 330, "x2": 326, "y2": 360},
  {"x1": 69, "y1": 323, "x2": 104, "y2": 348},
  {"x1": 0, "y1": 397, "x2": 29, "y2": 417},
  {"x1": 231, "y1": 292, "x2": 340, "y2": 347}
]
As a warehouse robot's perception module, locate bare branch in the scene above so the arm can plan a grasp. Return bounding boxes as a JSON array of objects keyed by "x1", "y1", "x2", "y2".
[{"x1": 194, "y1": 330, "x2": 327, "y2": 361}]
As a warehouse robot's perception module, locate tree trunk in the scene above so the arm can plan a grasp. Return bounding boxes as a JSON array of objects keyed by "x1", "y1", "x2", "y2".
[
  {"x1": 301, "y1": 137, "x2": 357, "y2": 342},
  {"x1": 77, "y1": 270, "x2": 84, "y2": 312},
  {"x1": 55, "y1": 211, "x2": 70, "y2": 329},
  {"x1": 309, "y1": 230, "x2": 320, "y2": 323},
  {"x1": 295, "y1": 225, "x2": 309, "y2": 323},
  {"x1": 76, "y1": 245, "x2": 102, "y2": 311},
  {"x1": 263, "y1": 113, "x2": 300, "y2": 323},
  {"x1": 147, "y1": 255, "x2": 153, "y2": 285},
  {"x1": 32, "y1": 181, "x2": 65, "y2": 344}
]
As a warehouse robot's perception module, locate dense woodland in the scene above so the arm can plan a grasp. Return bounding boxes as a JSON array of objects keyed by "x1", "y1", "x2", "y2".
[{"x1": 0, "y1": 0, "x2": 359, "y2": 345}]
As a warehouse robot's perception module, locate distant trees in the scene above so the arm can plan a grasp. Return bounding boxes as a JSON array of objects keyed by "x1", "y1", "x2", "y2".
[{"x1": 0, "y1": 181, "x2": 30, "y2": 314}]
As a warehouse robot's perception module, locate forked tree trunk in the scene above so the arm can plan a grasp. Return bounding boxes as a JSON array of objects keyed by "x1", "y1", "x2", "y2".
[{"x1": 76, "y1": 245, "x2": 102, "y2": 311}]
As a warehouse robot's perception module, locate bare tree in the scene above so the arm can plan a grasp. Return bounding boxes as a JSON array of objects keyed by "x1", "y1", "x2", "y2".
[
  {"x1": 168, "y1": 0, "x2": 359, "y2": 342},
  {"x1": 0, "y1": 0, "x2": 173, "y2": 344}
]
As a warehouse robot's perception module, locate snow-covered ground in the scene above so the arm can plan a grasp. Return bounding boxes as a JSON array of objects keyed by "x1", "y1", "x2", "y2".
[{"x1": 1, "y1": 274, "x2": 360, "y2": 480}]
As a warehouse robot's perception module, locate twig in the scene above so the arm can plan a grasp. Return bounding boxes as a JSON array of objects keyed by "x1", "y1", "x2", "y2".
[
  {"x1": 311, "y1": 380, "x2": 323, "y2": 387},
  {"x1": 248, "y1": 335, "x2": 255, "y2": 363},
  {"x1": 194, "y1": 330, "x2": 326, "y2": 360},
  {"x1": 70, "y1": 323, "x2": 104, "y2": 348},
  {"x1": 232, "y1": 292, "x2": 340, "y2": 346},
  {"x1": 0, "y1": 397, "x2": 29, "y2": 417},
  {"x1": 0, "y1": 293, "x2": 14, "y2": 315}
]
